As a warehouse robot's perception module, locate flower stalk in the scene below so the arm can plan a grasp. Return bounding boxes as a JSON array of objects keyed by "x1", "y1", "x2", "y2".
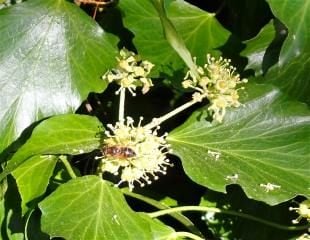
[
  {"x1": 145, "y1": 93, "x2": 208, "y2": 129},
  {"x1": 167, "y1": 231, "x2": 204, "y2": 240},
  {"x1": 118, "y1": 88, "x2": 126, "y2": 122},
  {"x1": 148, "y1": 206, "x2": 310, "y2": 231},
  {"x1": 59, "y1": 155, "x2": 77, "y2": 179}
]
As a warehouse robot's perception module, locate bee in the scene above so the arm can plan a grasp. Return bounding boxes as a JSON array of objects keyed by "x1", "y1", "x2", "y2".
[{"x1": 101, "y1": 145, "x2": 136, "y2": 159}]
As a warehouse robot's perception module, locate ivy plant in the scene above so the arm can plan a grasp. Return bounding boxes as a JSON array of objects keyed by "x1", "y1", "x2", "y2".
[{"x1": 0, "y1": 0, "x2": 309, "y2": 239}]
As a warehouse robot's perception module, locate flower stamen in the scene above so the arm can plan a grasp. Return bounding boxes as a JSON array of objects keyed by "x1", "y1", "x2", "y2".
[{"x1": 97, "y1": 117, "x2": 172, "y2": 191}]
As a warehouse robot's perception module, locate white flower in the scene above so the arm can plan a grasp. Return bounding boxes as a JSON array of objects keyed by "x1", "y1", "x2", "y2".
[
  {"x1": 289, "y1": 199, "x2": 310, "y2": 224},
  {"x1": 102, "y1": 48, "x2": 154, "y2": 96},
  {"x1": 182, "y1": 54, "x2": 247, "y2": 122},
  {"x1": 97, "y1": 117, "x2": 172, "y2": 191}
]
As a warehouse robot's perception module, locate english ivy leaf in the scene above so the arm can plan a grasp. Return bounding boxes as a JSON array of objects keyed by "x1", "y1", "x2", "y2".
[
  {"x1": 267, "y1": 0, "x2": 309, "y2": 65},
  {"x1": 39, "y1": 175, "x2": 174, "y2": 240},
  {"x1": 168, "y1": 83, "x2": 310, "y2": 205},
  {"x1": 12, "y1": 155, "x2": 58, "y2": 215},
  {"x1": 261, "y1": 0, "x2": 310, "y2": 103},
  {"x1": 0, "y1": 0, "x2": 118, "y2": 152},
  {"x1": 241, "y1": 20, "x2": 276, "y2": 75},
  {"x1": 119, "y1": 0, "x2": 229, "y2": 76},
  {"x1": 0, "y1": 114, "x2": 103, "y2": 181}
]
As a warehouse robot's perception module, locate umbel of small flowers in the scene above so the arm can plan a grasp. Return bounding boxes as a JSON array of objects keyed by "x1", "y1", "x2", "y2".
[
  {"x1": 102, "y1": 48, "x2": 154, "y2": 96},
  {"x1": 182, "y1": 55, "x2": 248, "y2": 122},
  {"x1": 96, "y1": 117, "x2": 172, "y2": 191},
  {"x1": 99, "y1": 48, "x2": 247, "y2": 190},
  {"x1": 289, "y1": 199, "x2": 310, "y2": 224}
]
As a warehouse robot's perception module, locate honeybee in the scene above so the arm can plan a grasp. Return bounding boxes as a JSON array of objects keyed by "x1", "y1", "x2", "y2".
[{"x1": 101, "y1": 145, "x2": 136, "y2": 159}]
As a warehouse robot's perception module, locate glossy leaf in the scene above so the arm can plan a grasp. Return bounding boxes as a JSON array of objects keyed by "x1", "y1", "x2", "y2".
[
  {"x1": 267, "y1": 0, "x2": 309, "y2": 65},
  {"x1": 12, "y1": 155, "x2": 58, "y2": 215},
  {"x1": 262, "y1": 0, "x2": 310, "y2": 103},
  {"x1": 0, "y1": 114, "x2": 103, "y2": 181},
  {"x1": 241, "y1": 20, "x2": 276, "y2": 75},
  {"x1": 168, "y1": 83, "x2": 310, "y2": 205},
  {"x1": 39, "y1": 175, "x2": 174, "y2": 240},
  {"x1": 0, "y1": 0, "x2": 118, "y2": 152},
  {"x1": 150, "y1": 0, "x2": 199, "y2": 78},
  {"x1": 119, "y1": 0, "x2": 229, "y2": 76}
]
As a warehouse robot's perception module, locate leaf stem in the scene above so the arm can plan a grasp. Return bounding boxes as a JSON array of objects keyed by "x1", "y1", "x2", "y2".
[
  {"x1": 145, "y1": 94, "x2": 206, "y2": 129},
  {"x1": 168, "y1": 231, "x2": 204, "y2": 240},
  {"x1": 59, "y1": 156, "x2": 77, "y2": 179},
  {"x1": 119, "y1": 88, "x2": 126, "y2": 123},
  {"x1": 150, "y1": 0, "x2": 199, "y2": 79},
  {"x1": 24, "y1": 209, "x2": 34, "y2": 240},
  {"x1": 148, "y1": 206, "x2": 310, "y2": 231},
  {"x1": 122, "y1": 189, "x2": 203, "y2": 236}
]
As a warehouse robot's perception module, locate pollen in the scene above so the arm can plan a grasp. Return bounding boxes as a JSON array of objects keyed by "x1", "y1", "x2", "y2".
[{"x1": 97, "y1": 117, "x2": 172, "y2": 191}]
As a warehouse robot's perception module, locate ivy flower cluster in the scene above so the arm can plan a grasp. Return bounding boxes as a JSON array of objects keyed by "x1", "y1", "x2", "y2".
[
  {"x1": 96, "y1": 117, "x2": 172, "y2": 191},
  {"x1": 102, "y1": 48, "x2": 154, "y2": 96},
  {"x1": 289, "y1": 199, "x2": 310, "y2": 224},
  {"x1": 99, "y1": 49, "x2": 246, "y2": 190},
  {"x1": 182, "y1": 54, "x2": 248, "y2": 122}
]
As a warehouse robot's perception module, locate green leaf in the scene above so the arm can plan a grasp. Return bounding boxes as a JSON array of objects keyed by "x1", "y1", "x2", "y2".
[
  {"x1": 12, "y1": 155, "x2": 58, "y2": 215},
  {"x1": 1, "y1": 177, "x2": 25, "y2": 239},
  {"x1": 0, "y1": 114, "x2": 103, "y2": 181},
  {"x1": 39, "y1": 175, "x2": 174, "y2": 240},
  {"x1": 241, "y1": 20, "x2": 276, "y2": 75},
  {"x1": 119, "y1": 0, "x2": 229, "y2": 76},
  {"x1": 150, "y1": 0, "x2": 198, "y2": 78},
  {"x1": 0, "y1": 0, "x2": 118, "y2": 152},
  {"x1": 168, "y1": 83, "x2": 310, "y2": 205},
  {"x1": 123, "y1": 189, "x2": 202, "y2": 236},
  {"x1": 267, "y1": 0, "x2": 309, "y2": 65},
  {"x1": 261, "y1": 0, "x2": 310, "y2": 103}
]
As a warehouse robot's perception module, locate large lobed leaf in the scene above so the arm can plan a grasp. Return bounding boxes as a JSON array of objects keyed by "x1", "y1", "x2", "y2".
[
  {"x1": 0, "y1": 114, "x2": 103, "y2": 182},
  {"x1": 0, "y1": 0, "x2": 118, "y2": 152},
  {"x1": 265, "y1": 0, "x2": 310, "y2": 104},
  {"x1": 243, "y1": 0, "x2": 310, "y2": 104},
  {"x1": 12, "y1": 155, "x2": 58, "y2": 215},
  {"x1": 241, "y1": 20, "x2": 276, "y2": 75},
  {"x1": 119, "y1": 0, "x2": 229, "y2": 76},
  {"x1": 39, "y1": 175, "x2": 174, "y2": 240},
  {"x1": 168, "y1": 83, "x2": 310, "y2": 205},
  {"x1": 267, "y1": 0, "x2": 309, "y2": 66}
]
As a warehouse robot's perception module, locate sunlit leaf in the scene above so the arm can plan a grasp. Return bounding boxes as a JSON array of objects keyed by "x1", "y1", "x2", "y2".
[
  {"x1": 262, "y1": 0, "x2": 310, "y2": 103},
  {"x1": 12, "y1": 155, "x2": 58, "y2": 215},
  {"x1": 0, "y1": 114, "x2": 103, "y2": 181},
  {"x1": 241, "y1": 20, "x2": 276, "y2": 75},
  {"x1": 168, "y1": 83, "x2": 310, "y2": 205},
  {"x1": 0, "y1": 0, "x2": 118, "y2": 152},
  {"x1": 39, "y1": 175, "x2": 174, "y2": 240},
  {"x1": 119, "y1": 0, "x2": 229, "y2": 76}
]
